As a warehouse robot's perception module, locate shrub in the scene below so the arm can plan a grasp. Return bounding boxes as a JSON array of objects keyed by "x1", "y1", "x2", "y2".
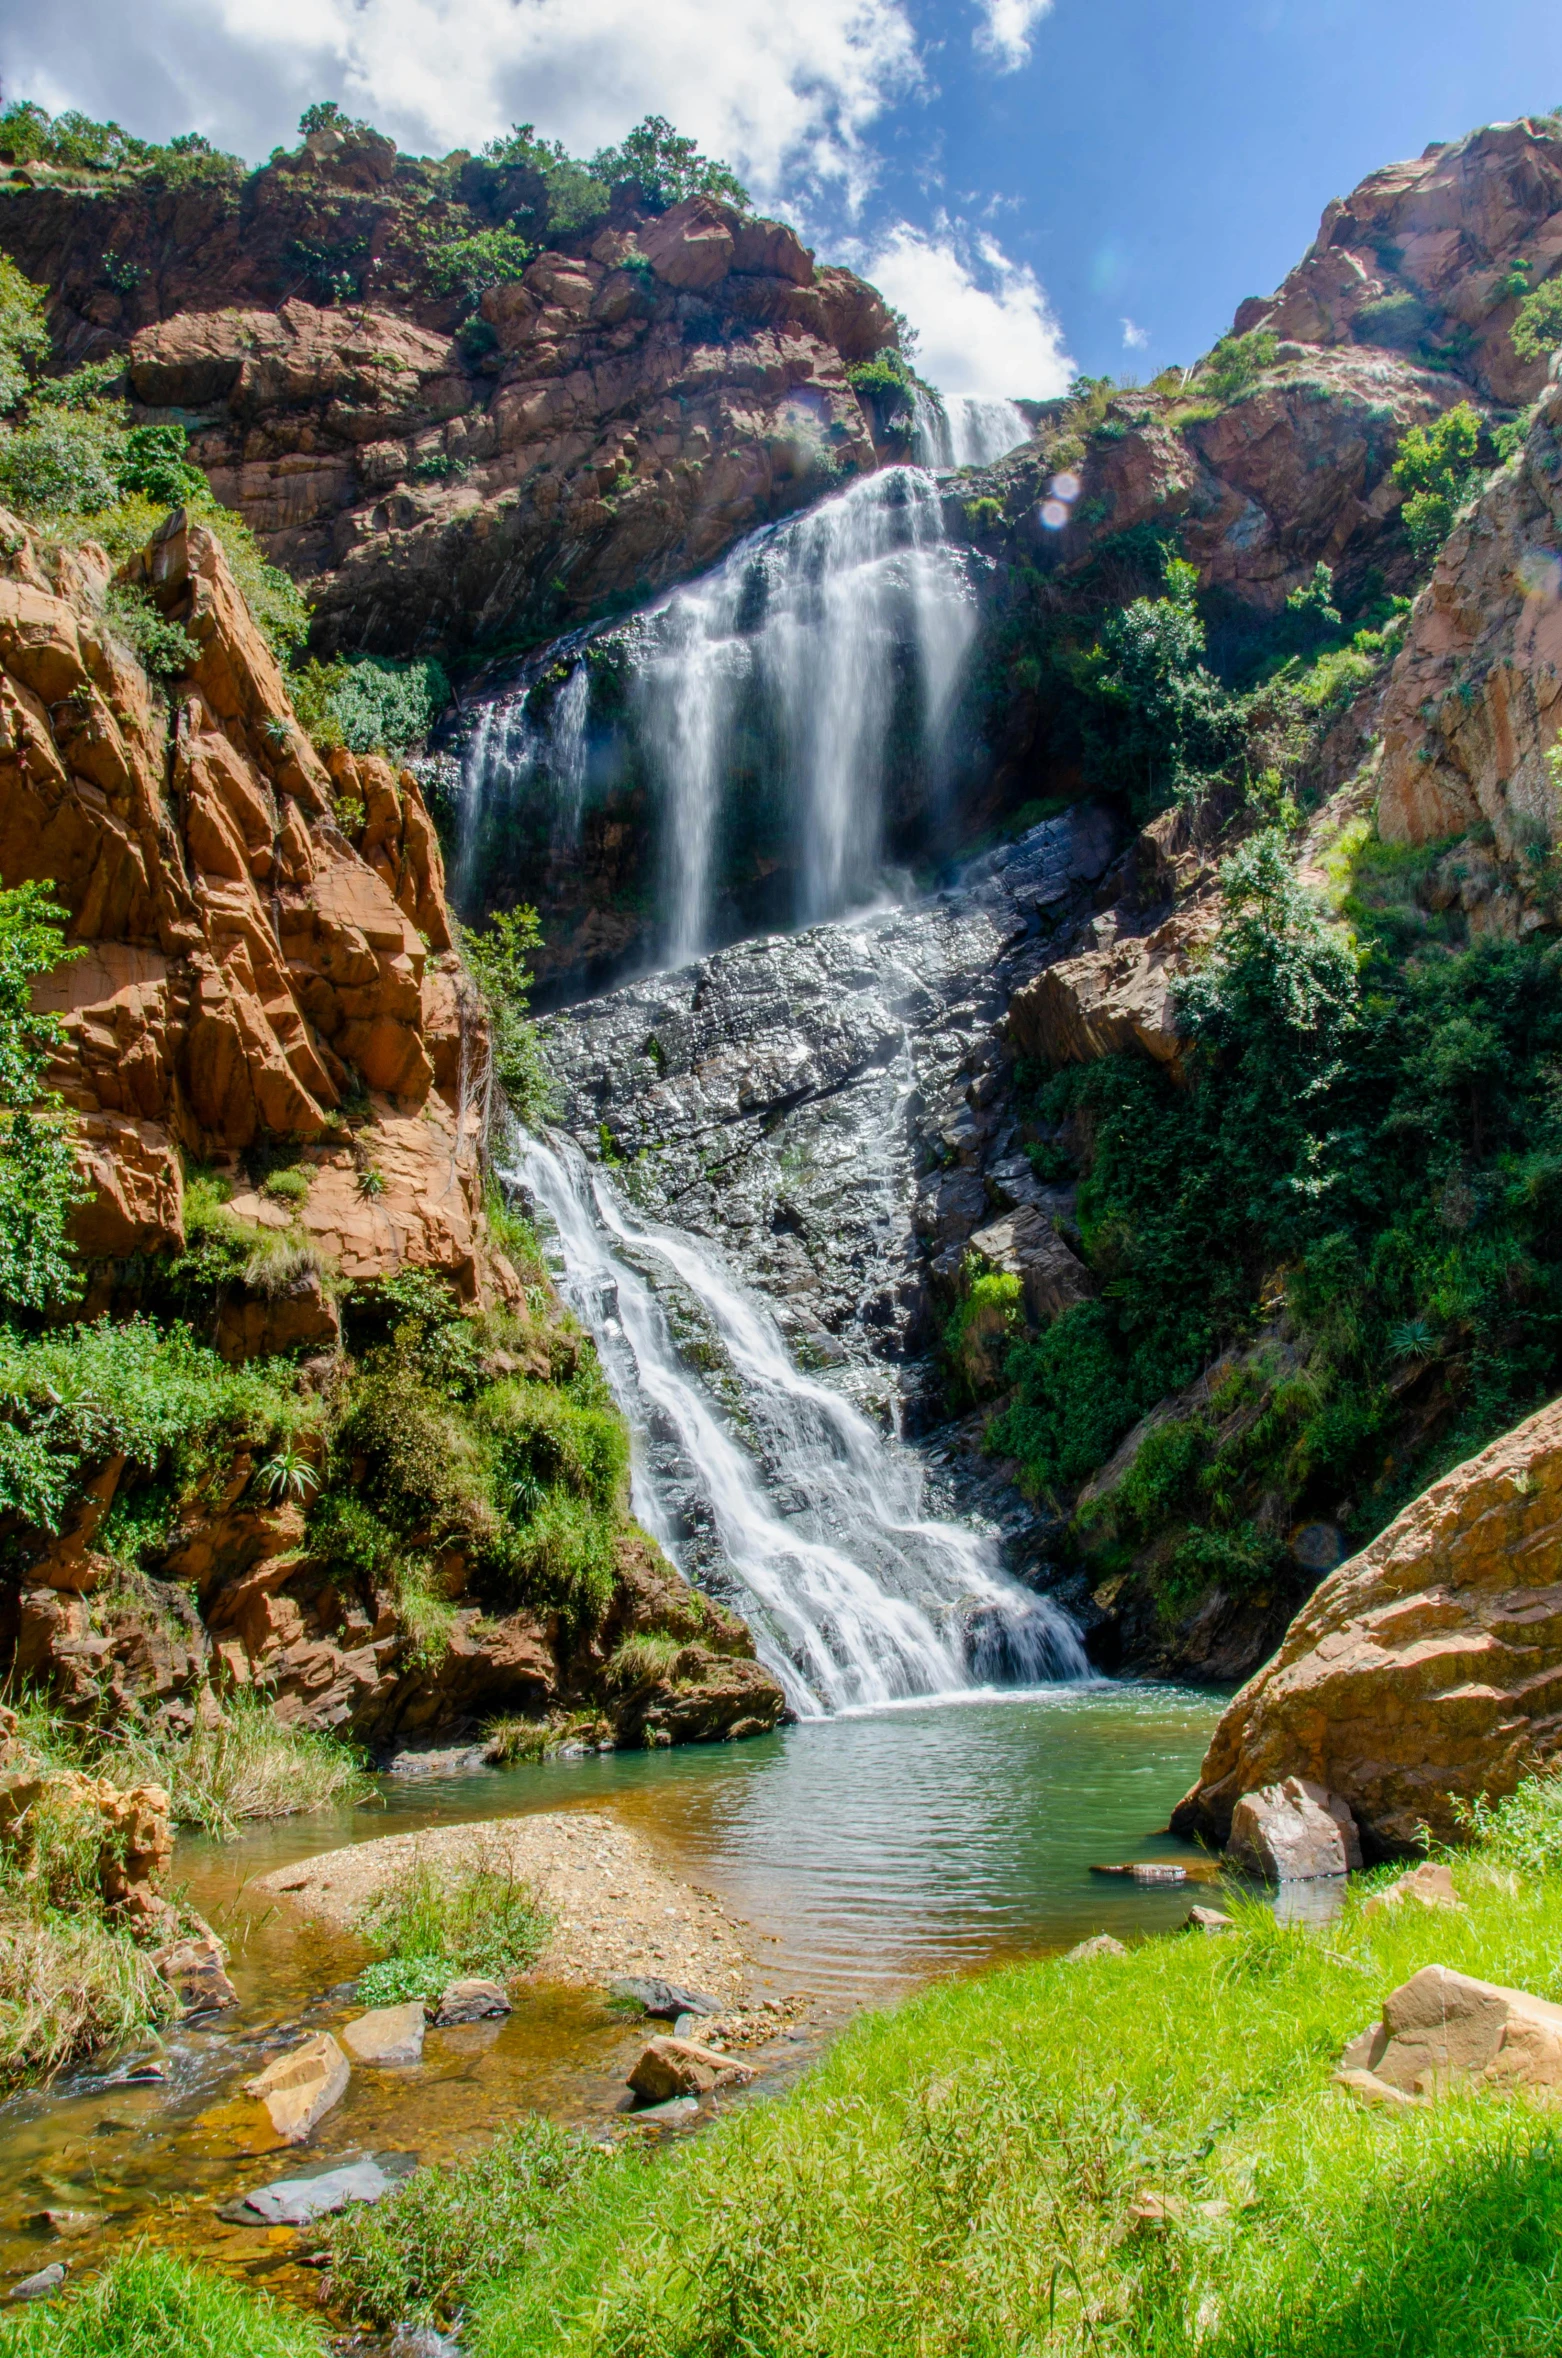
[
  {"x1": 423, "y1": 227, "x2": 535, "y2": 301},
  {"x1": 1392, "y1": 402, "x2": 1484, "y2": 558},
  {"x1": 1195, "y1": 327, "x2": 1279, "y2": 401},
  {"x1": 1353, "y1": 289, "x2": 1432, "y2": 350},
  {"x1": 589, "y1": 114, "x2": 749, "y2": 212},
  {"x1": 480, "y1": 124, "x2": 610, "y2": 238},
  {"x1": 324, "y1": 2117, "x2": 595, "y2": 2325},
  {"x1": 1073, "y1": 555, "x2": 1245, "y2": 819},
  {"x1": 0, "y1": 256, "x2": 48, "y2": 412},
  {"x1": 0, "y1": 406, "x2": 125, "y2": 514},
  {"x1": 289, "y1": 653, "x2": 451, "y2": 757},
  {"x1": 103, "y1": 581, "x2": 199, "y2": 678},
  {"x1": 463, "y1": 904, "x2": 551, "y2": 1123},
  {"x1": 1512, "y1": 274, "x2": 1562, "y2": 364},
  {"x1": 0, "y1": 878, "x2": 84, "y2": 1315}
]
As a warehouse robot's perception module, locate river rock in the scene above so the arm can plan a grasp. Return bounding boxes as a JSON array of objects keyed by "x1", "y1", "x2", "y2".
[
  {"x1": 1339, "y1": 1964, "x2": 1562, "y2": 2102},
  {"x1": 1227, "y1": 1778, "x2": 1362, "y2": 1881},
  {"x1": 1186, "y1": 1906, "x2": 1235, "y2": 1934},
  {"x1": 627, "y1": 2036, "x2": 757, "y2": 2103},
  {"x1": 243, "y1": 2157, "x2": 391, "y2": 2225},
  {"x1": 433, "y1": 1978, "x2": 511, "y2": 2026},
  {"x1": 1062, "y1": 1934, "x2": 1127, "y2": 1961},
  {"x1": 154, "y1": 1929, "x2": 238, "y2": 2013},
  {"x1": 342, "y1": 2003, "x2": 426, "y2": 2065},
  {"x1": 242, "y1": 2032, "x2": 350, "y2": 2143},
  {"x1": 1172, "y1": 1399, "x2": 1562, "y2": 1851},
  {"x1": 29, "y1": 2210, "x2": 104, "y2": 2239},
  {"x1": 1362, "y1": 1862, "x2": 1460, "y2": 1919},
  {"x1": 610, "y1": 1976, "x2": 720, "y2": 2020},
  {"x1": 1089, "y1": 1862, "x2": 1188, "y2": 1884},
  {"x1": 8, "y1": 2262, "x2": 66, "y2": 2300}
]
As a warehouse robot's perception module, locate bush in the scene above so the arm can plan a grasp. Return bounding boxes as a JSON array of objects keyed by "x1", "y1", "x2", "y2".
[
  {"x1": 0, "y1": 256, "x2": 48, "y2": 413},
  {"x1": 1392, "y1": 402, "x2": 1484, "y2": 558},
  {"x1": 423, "y1": 227, "x2": 535, "y2": 301},
  {"x1": 1073, "y1": 556, "x2": 1245, "y2": 820},
  {"x1": 103, "y1": 581, "x2": 199, "y2": 678},
  {"x1": 463, "y1": 904, "x2": 551, "y2": 1123},
  {"x1": 1512, "y1": 274, "x2": 1562, "y2": 364},
  {"x1": 289, "y1": 653, "x2": 451, "y2": 757},
  {"x1": 480, "y1": 125, "x2": 610, "y2": 238},
  {"x1": 0, "y1": 878, "x2": 84, "y2": 1316},
  {"x1": 1196, "y1": 327, "x2": 1279, "y2": 401},
  {"x1": 325, "y1": 2117, "x2": 596, "y2": 2325},
  {"x1": 589, "y1": 114, "x2": 749, "y2": 212}
]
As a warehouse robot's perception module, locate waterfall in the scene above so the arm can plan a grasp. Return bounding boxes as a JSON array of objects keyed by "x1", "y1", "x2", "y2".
[
  {"x1": 911, "y1": 390, "x2": 1032, "y2": 471},
  {"x1": 454, "y1": 465, "x2": 979, "y2": 967},
  {"x1": 514, "y1": 1128, "x2": 1090, "y2": 1719}
]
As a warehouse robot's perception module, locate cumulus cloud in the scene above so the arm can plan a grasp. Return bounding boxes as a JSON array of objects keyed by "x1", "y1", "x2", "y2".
[
  {"x1": 0, "y1": 0, "x2": 920, "y2": 202},
  {"x1": 972, "y1": 0, "x2": 1054, "y2": 72},
  {"x1": 849, "y1": 220, "x2": 1073, "y2": 401},
  {"x1": 1121, "y1": 316, "x2": 1150, "y2": 350}
]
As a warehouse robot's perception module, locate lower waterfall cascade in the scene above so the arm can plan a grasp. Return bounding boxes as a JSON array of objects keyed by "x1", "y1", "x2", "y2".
[{"x1": 514, "y1": 1127, "x2": 1091, "y2": 1719}]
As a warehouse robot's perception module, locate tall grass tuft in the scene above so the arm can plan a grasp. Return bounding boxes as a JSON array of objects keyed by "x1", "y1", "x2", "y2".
[
  {"x1": 0, "y1": 2244, "x2": 328, "y2": 2358},
  {"x1": 0, "y1": 1908, "x2": 172, "y2": 2090},
  {"x1": 356, "y1": 1850, "x2": 551, "y2": 2007}
]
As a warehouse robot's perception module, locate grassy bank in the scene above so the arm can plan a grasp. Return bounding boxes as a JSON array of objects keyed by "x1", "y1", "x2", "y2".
[{"x1": 18, "y1": 1780, "x2": 1562, "y2": 2356}]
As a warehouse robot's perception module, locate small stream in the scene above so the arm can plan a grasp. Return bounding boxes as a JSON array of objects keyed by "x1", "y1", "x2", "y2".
[{"x1": 0, "y1": 1685, "x2": 1219, "y2": 2299}]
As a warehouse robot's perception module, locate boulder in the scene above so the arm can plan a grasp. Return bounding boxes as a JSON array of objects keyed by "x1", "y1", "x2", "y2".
[
  {"x1": 1172, "y1": 1398, "x2": 1562, "y2": 1851},
  {"x1": 967, "y1": 1204, "x2": 1095, "y2": 1327},
  {"x1": 242, "y1": 2157, "x2": 391, "y2": 2225},
  {"x1": 342, "y1": 2002, "x2": 426, "y2": 2064},
  {"x1": 154, "y1": 1929, "x2": 238, "y2": 2013},
  {"x1": 1007, "y1": 909, "x2": 1216, "y2": 1071},
  {"x1": 1362, "y1": 1862, "x2": 1460, "y2": 1919},
  {"x1": 242, "y1": 2032, "x2": 350, "y2": 2142},
  {"x1": 1339, "y1": 1964, "x2": 1562, "y2": 2102},
  {"x1": 433, "y1": 1977, "x2": 511, "y2": 2025},
  {"x1": 627, "y1": 2035, "x2": 757, "y2": 2104},
  {"x1": 1061, "y1": 1934, "x2": 1127, "y2": 1961},
  {"x1": 1227, "y1": 1778, "x2": 1363, "y2": 1881},
  {"x1": 1186, "y1": 1906, "x2": 1235, "y2": 1934},
  {"x1": 610, "y1": 1976, "x2": 719, "y2": 2020}
]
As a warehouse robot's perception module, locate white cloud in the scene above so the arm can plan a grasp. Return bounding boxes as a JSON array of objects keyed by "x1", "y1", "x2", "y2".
[
  {"x1": 1, "y1": 0, "x2": 921, "y2": 203},
  {"x1": 1121, "y1": 316, "x2": 1150, "y2": 350},
  {"x1": 848, "y1": 220, "x2": 1073, "y2": 401},
  {"x1": 972, "y1": 0, "x2": 1054, "y2": 72}
]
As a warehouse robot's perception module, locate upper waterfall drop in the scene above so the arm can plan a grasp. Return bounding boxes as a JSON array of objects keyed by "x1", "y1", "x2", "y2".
[
  {"x1": 911, "y1": 390, "x2": 1032, "y2": 471},
  {"x1": 453, "y1": 464, "x2": 980, "y2": 974},
  {"x1": 514, "y1": 1126, "x2": 1091, "y2": 1719}
]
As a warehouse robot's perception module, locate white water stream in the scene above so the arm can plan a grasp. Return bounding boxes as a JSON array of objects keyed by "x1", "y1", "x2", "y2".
[
  {"x1": 910, "y1": 390, "x2": 1032, "y2": 471},
  {"x1": 514, "y1": 1128, "x2": 1090, "y2": 1719}
]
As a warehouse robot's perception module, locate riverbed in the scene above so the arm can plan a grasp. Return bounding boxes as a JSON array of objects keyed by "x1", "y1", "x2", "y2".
[{"x1": 0, "y1": 1680, "x2": 1220, "y2": 2297}]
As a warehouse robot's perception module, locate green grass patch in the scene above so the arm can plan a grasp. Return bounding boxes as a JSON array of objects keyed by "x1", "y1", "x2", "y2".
[
  {"x1": 355, "y1": 1853, "x2": 552, "y2": 2007},
  {"x1": 468, "y1": 1855, "x2": 1562, "y2": 2358},
  {"x1": 0, "y1": 2245, "x2": 327, "y2": 2358}
]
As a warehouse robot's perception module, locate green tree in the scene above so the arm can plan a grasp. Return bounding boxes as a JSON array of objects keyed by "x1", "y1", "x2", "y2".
[
  {"x1": 589, "y1": 116, "x2": 749, "y2": 213},
  {"x1": 1075, "y1": 556, "x2": 1244, "y2": 820},
  {"x1": 0, "y1": 881, "x2": 85, "y2": 1314},
  {"x1": 480, "y1": 125, "x2": 609, "y2": 237},
  {"x1": 1392, "y1": 402, "x2": 1484, "y2": 558},
  {"x1": 0, "y1": 256, "x2": 48, "y2": 414},
  {"x1": 462, "y1": 907, "x2": 549, "y2": 1125},
  {"x1": 1512, "y1": 275, "x2": 1562, "y2": 364}
]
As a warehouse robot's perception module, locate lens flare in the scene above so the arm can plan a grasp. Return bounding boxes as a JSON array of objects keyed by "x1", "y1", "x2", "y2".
[
  {"x1": 1518, "y1": 550, "x2": 1562, "y2": 602},
  {"x1": 1050, "y1": 472, "x2": 1081, "y2": 503},
  {"x1": 1040, "y1": 499, "x2": 1070, "y2": 530}
]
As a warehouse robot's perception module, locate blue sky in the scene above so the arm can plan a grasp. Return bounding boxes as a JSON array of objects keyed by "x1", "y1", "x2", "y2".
[{"x1": 5, "y1": 0, "x2": 1562, "y2": 397}]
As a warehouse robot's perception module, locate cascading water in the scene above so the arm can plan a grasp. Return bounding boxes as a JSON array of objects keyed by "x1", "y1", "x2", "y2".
[
  {"x1": 514, "y1": 1126, "x2": 1090, "y2": 1719},
  {"x1": 454, "y1": 465, "x2": 979, "y2": 966},
  {"x1": 911, "y1": 389, "x2": 1032, "y2": 471}
]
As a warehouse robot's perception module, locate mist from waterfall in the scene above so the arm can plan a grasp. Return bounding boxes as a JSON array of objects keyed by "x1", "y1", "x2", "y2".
[
  {"x1": 515, "y1": 1127, "x2": 1090, "y2": 1719},
  {"x1": 911, "y1": 390, "x2": 1032, "y2": 471}
]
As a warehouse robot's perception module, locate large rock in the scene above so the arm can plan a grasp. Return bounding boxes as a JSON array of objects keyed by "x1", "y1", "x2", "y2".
[
  {"x1": 154, "y1": 1928, "x2": 238, "y2": 2012},
  {"x1": 1227, "y1": 1777, "x2": 1362, "y2": 1881},
  {"x1": 1173, "y1": 1397, "x2": 1562, "y2": 1851},
  {"x1": 1340, "y1": 1964, "x2": 1562, "y2": 2102},
  {"x1": 341, "y1": 2002, "x2": 426, "y2": 2064},
  {"x1": 967, "y1": 1204, "x2": 1094, "y2": 1326},
  {"x1": 627, "y1": 2035, "x2": 756, "y2": 2103},
  {"x1": 243, "y1": 2031, "x2": 350, "y2": 2142},
  {"x1": 1008, "y1": 909, "x2": 1216, "y2": 1071}
]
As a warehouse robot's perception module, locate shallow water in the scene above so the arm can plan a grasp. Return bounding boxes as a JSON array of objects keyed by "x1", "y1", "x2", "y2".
[{"x1": 0, "y1": 1682, "x2": 1221, "y2": 2298}]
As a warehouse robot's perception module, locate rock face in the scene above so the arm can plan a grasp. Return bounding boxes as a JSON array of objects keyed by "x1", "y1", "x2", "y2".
[
  {"x1": 1226, "y1": 1778, "x2": 1363, "y2": 1881},
  {"x1": 1376, "y1": 378, "x2": 1562, "y2": 871},
  {"x1": 1172, "y1": 1397, "x2": 1562, "y2": 1852},
  {"x1": 1234, "y1": 118, "x2": 1562, "y2": 410},
  {"x1": 0, "y1": 1767, "x2": 172, "y2": 1922},
  {"x1": 1007, "y1": 906, "x2": 1218, "y2": 1073},
  {"x1": 0, "y1": 151, "x2": 892, "y2": 656},
  {"x1": 1340, "y1": 1964, "x2": 1562, "y2": 2103}
]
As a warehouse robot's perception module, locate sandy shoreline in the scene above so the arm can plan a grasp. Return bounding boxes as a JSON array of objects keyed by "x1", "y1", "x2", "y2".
[{"x1": 252, "y1": 1808, "x2": 751, "y2": 2000}]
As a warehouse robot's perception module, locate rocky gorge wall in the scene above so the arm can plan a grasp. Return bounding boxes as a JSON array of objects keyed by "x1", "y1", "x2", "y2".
[{"x1": 0, "y1": 502, "x2": 783, "y2": 1754}]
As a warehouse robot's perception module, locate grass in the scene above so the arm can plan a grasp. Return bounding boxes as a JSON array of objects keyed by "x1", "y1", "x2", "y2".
[
  {"x1": 0, "y1": 1907, "x2": 172, "y2": 2091},
  {"x1": 356, "y1": 1851, "x2": 552, "y2": 2007},
  {"x1": 0, "y1": 2245, "x2": 327, "y2": 2358},
  {"x1": 464, "y1": 1835, "x2": 1562, "y2": 2358},
  {"x1": 324, "y1": 2118, "x2": 599, "y2": 2325},
  {"x1": 11, "y1": 1688, "x2": 371, "y2": 1838}
]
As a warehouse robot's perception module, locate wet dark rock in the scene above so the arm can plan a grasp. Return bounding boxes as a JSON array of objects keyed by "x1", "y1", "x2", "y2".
[{"x1": 610, "y1": 1976, "x2": 719, "y2": 2020}]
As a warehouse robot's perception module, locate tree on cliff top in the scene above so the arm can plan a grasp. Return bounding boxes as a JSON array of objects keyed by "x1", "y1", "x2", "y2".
[{"x1": 590, "y1": 115, "x2": 750, "y2": 213}]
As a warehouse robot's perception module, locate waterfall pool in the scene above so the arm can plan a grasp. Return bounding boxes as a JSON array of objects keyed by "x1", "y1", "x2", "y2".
[{"x1": 0, "y1": 1681, "x2": 1221, "y2": 2295}]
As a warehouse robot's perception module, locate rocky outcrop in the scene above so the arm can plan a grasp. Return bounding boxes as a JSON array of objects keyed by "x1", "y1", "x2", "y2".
[
  {"x1": 0, "y1": 1765, "x2": 172, "y2": 1922},
  {"x1": 1376, "y1": 377, "x2": 1562, "y2": 866},
  {"x1": 1234, "y1": 117, "x2": 1562, "y2": 409},
  {"x1": 0, "y1": 506, "x2": 482, "y2": 1281},
  {"x1": 1172, "y1": 1397, "x2": 1562, "y2": 1853},
  {"x1": 1007, "y1": 905, "x2": 1217, "y2": 1072},
  {"x1": 0, "y1": 149, "x2": 893, "y2": 656}
]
